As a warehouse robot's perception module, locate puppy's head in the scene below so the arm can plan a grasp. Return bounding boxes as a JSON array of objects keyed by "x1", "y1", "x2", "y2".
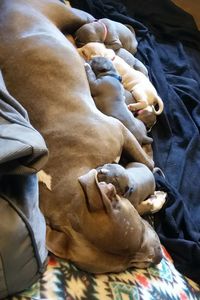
[
  {"x1": 96, "y1": 163, "x2": 129, "y2": 196},
  {"x1": 89, "y1": 56, "x2": 117, "y2": 77},
  {"x1": 136, "y1": 108, "x2": 157, "y2": 130},
  {"x1": 77, "y1": 42, "x2": 115, "y2": 61}
]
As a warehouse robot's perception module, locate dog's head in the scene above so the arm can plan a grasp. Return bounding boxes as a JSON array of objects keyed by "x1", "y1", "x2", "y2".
[
  {"x1": 78, "y1": 42, "x2": 115, "y2": 61},
  {"x1": 46, "y1": 168, "x2": 162, "y2": 273}
]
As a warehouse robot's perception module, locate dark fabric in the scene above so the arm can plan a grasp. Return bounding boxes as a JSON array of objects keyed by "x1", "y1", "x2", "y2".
[{"x1": 70, "y1": 0, "x2": 200, "y2": 284}]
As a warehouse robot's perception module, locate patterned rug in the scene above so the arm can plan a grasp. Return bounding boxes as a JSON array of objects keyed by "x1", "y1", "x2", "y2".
[{"x1": 12, "y1": 247, "x2": 200, "y2": 300}]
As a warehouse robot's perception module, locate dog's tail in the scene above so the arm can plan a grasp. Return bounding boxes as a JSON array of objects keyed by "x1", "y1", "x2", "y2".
[{"x1": 153, "y1": 96, "x2": 164, "y2": 115}]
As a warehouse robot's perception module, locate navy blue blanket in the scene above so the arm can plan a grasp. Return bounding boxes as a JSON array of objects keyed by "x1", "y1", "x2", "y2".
[{"x1": 70, "y1": 0, "x2": 200, "y2": 284}]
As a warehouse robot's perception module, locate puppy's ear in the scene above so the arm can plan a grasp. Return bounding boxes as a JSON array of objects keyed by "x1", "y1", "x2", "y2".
[
  {"x1": 78, "y1": 169, "x2": 120, "y2": 213},
  {"x1": 46, "y1": 225, "x2": 70, "y2": 259}
]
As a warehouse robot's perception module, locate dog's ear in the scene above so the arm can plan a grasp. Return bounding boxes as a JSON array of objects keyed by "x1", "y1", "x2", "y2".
[
  {"x1": 78, "y1": 169, "x2": 121, "y2": 213},
  {"x1": 46, "y1": 225, "x2": 70, "y2": 259},
  {"x1": 79, "y1": 169, "x2": 104, "y2": 211}
]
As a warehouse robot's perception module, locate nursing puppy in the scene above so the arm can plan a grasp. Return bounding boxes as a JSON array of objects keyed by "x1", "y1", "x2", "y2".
[
  {"x1": 75, "y1": 18, "x2": 138, "y2": 54},
  {"x1": 78, "y1": 42, "x2": 164, "y2": 115},
  {"x1": 85, "y1": 56, "x2": 152, "y2": 145},
  {"x1": 0, "y1": 0, "x2": 162, "y2": 273},
  {"x1": 97, "y1": 162, "x2": 166, "y2": 215}
]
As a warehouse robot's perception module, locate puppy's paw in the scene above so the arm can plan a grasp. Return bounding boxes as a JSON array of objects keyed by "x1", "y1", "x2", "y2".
[
  {"x1": 149, "y1": 191, "x2": 167, "y2": 213},
  {"x1": 136, "y1": 191, "x2": 167, "y2": 215},
  {"x1": 127, "y1": 103, "x2": 137, "y2": 112},
  {"x1": 84, "y1": 62, "x2": 91, "y2": 69}
]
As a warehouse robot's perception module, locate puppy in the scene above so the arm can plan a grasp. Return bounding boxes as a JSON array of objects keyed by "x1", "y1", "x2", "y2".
[
  {"x1": 116, "y1": 48, "x2": 148, "y2": 77},
  {"x1": 78, "y1": 42, "x2": 164, "y2": 115},
  {"x1": 75, "y1": 18, "x2": 138, "y2": 54},
  {"x1": 85, "y1": 56, "x2": 152, "y2": 145},
  {"x1": 97, "y1": 162, "x2": 167, "y2": 215}
]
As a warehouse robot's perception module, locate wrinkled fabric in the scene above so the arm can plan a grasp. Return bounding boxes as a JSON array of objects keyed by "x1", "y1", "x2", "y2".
[
  {"x1": 70, "y1": 0, "x2": 200, "y2": 284},
  {"x1": 0, "y1": 88, "x2": 49, "y2": 174},
  {"x1": 0, "y1": 80, "x2": 49, "y2": 297},
  {"x1": 0, "y1": 82, "x2": 49, "y2": 258}
]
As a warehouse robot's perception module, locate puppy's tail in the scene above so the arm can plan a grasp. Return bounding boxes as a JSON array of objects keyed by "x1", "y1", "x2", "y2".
[
  {"x1": 153, "y1": 167, "x2": 165, "y2": 178},
  {"x1": 153, "y1": 96, "x2": 164, "y2": 115}
]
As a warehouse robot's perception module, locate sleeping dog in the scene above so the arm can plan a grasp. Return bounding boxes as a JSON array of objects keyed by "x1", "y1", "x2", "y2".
[
  {"x1": 75, "y1": 18, "x2": 138, "y2": 54},
  {"x1": 85, "y1": 56, "x2": 152, "y2": 145},
  {"x1": 78, "y1": 42, "x2": 164, "y2": 115},
  {"x1": 0, "y1": 0, "x2": 162, "y2": 273}
]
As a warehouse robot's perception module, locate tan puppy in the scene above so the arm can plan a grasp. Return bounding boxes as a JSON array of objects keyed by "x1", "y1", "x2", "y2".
[
  {"x1": 78, "y1": 42, "x2": 164, "y2": 115},
  {"x1": 0, "y1": 0, "x2": 162, "y2": 273},
  {"x1": 75, "y1": 18, "x2": 138, "y2": 54}
]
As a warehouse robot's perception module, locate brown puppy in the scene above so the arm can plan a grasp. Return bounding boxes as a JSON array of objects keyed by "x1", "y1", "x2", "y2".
[
  {"x1": 75, "y1": 18, "x2": 138, "y2": 54},
  {"x1": 0, "y1": 0, "x2": 161, "y2": 273},
  {"x1": 85, "y1": 56, "x2": 152, "y2": 145},
  {"x1": 78, "y1": 42, "x2": 164, "y2": 115}
]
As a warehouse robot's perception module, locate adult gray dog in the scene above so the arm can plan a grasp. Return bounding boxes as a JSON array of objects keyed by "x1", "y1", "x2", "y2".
[{"x1": 0, "y1": 0, "x2": 162, "y2": 273}]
